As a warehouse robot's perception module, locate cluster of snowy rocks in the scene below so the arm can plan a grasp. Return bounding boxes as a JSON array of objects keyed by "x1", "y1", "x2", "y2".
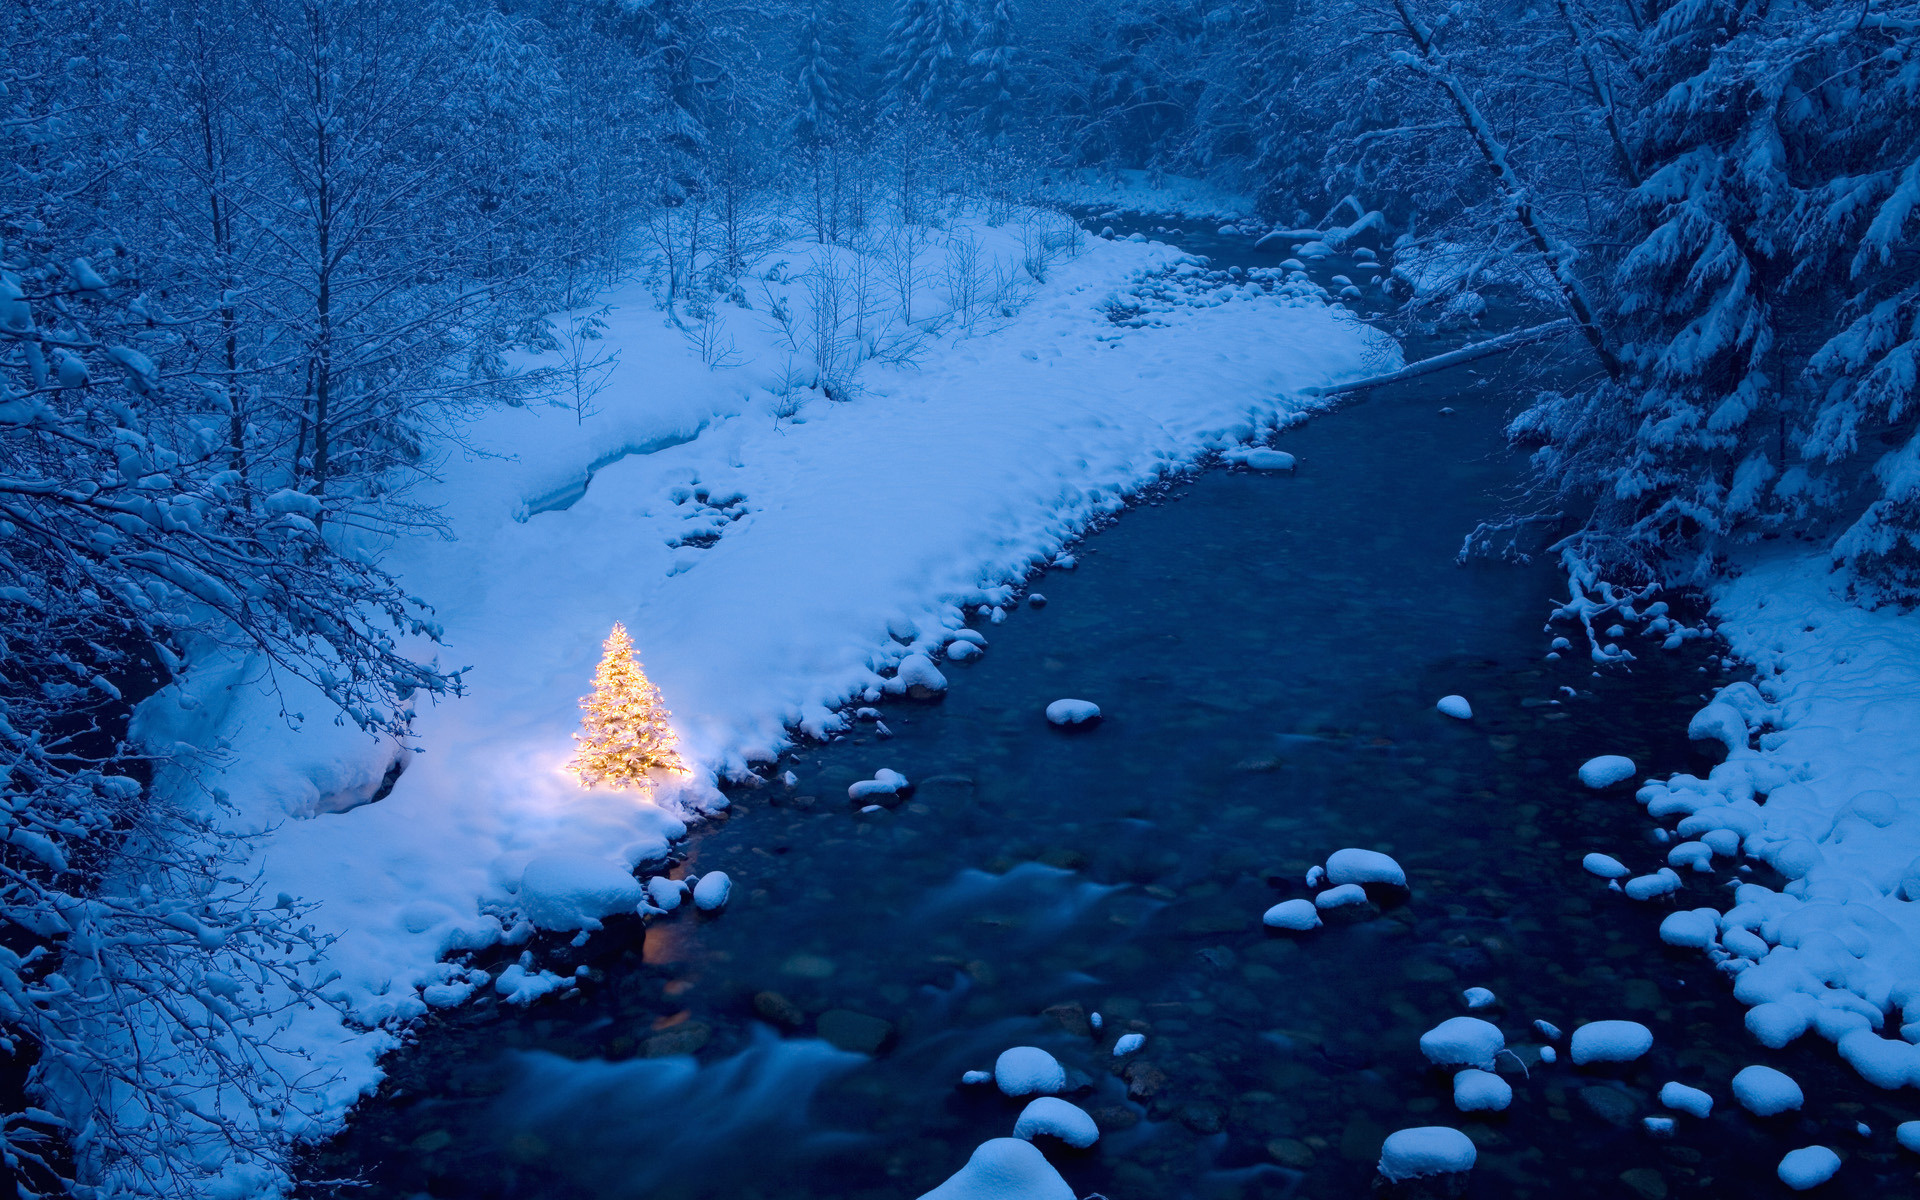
[{"x1": 919, "y1": 1044, "x2": 1114, "y2": 1199}]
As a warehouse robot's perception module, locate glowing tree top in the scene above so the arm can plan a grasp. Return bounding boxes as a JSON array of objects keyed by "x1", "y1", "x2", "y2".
[{"x1": 572, "y1": 622, "x2": 688, "y2": 790}]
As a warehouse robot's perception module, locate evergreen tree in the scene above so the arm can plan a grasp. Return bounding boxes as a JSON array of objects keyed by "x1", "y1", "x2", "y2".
[
  {"x1": 573, "y1": 623, "x2": 689, "y2": 789},
  {"x1": 795, "y1": 0, "x2": 848, "y2": 146},
  {"x1": 883, "y1": 0, "x2": 975, "y2": 115},
  {"x1": 968, "y1": 0, "x2": 1018, "y2": 140}
]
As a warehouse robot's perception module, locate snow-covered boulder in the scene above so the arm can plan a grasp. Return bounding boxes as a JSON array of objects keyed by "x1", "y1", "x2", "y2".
[
  {"x1": 1777, "y1": 1147, "x2": 1840, "y2": 1191},
  {"x1": 1226, "y1": 447, "x2": 1297, "y2": 470},
  {"x1": 1624, "y1": 868, "x2": 1680, "y2": 900},
  {"x1": 645, "y1": 876, "x2": 687, "y2": 912},
  {"x1": 1660, "y1": 1081, "x2": 1713, "y2": 1118},
  {"x1": 1112, "y1": 1033, "x2": 1145, "y2": 1056},
  {"x1": 885, "y1": 654, "x2": 949, "y2": 700},
  {"x1": 1453, "y1": 1069, "x2": 1512, "y2": 1112},
  {"x1": 1688, "y1": 701, "x2": 1748, "y2": 754},
  {"x1": 1420, "y1": 1017, "x2": 1504, "y2": 1071},
  {"x1": 1013, "y1": 1098, "x2": 1099, "y2": 1148},
  {"x1": 916, "y1": 1139, "x2": 1075, "y2": 1200},
  {"x1": 1262, "y1": 899, "x2": 1321, "y2": 930},
  {"x1": 692, "y1": 871, "x2": 732, "y2": 912},
  {"x1": 1579, "y1": 755, "x2": 1637, "y2": 788},
  {"x1": 1732, "y1": 1065, "x2": 1803, "y2": 1115},
  {"x1": 1314, "y1": 883, "x2": 1370, "y2": 909},
  {"x1": 1659, "y1": 909, "x2": 1719, "y2": 948},
  {"x1": 1462, "y1": 987, "x2": 1496, "y2": 1010},
  {"x1": 1325, "y1": 848, "x2": 1407, "y2": 888},
  {"x1": 1435, "y1": 695, "x2": 1472, "y2": 720},
  {"x1": 1582, "y1": 852, "x2": 1630, "y2": 879},
  {"x1": 1044, "y1": 699, "x2": 1102, "y2": 728},
  {"x1": 850, "y1": 768, "x2": 911, "y2": 803},
  {"x1": 1838, "y1": 1030, "x2": 1919, "y2": 1089},
  {"x1": 1898, "y1": 1120, "x2": 1920, "y2": 1153},
  {"x1": 994, "y1": 1046, "x2": 1066, "y2": 1097},
  {"x1": 518, "y1": 854, "x2": 644, "y2": 931},
  {"x1": 1570, "y1": 1020, "x2": 1653, "y2": 1065},
  {"x1": 1377, "y1": 1127, "x2": 1476, "y2": 1182},
  {"x1": 946, "y1": 640, "x2": 983, "y2": 662}
]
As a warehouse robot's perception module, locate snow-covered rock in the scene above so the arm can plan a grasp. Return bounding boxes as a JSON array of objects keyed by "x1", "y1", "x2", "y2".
[
  {"x1": 916, "y1": 1138, "x2": 1075, "y2": 1200},
  {"x1": 1013, "y1": 1098, "x2": 1099, "y2": 1148},
  {"x1": 1452, "y1": 1068, "x2": 1512, "y2": 1112},
  {"x1": 1435, "y1": 695, "x2": 1473, "y2": 720},
  {"x1": 1837, "y1": 1030, "x2": 1919, "y2": 1089},
  {"x1": 1377, "y1": 1127, "x2": 1476, "y2": 1182},
  {"x1": 1745, "y1": 1002, "x2": 1811, "y2": 1049},
  {"x1": 1534, "y1": 1020, "x2": 1562, "y2": 1041},
  {"x1": 994, "y1": 1046, "x2": 1066, "y2": 1097},
  {"x1": 518, "y1": 854, "x2": 644, "y2": 931},
  {"x1": 1225, "y1": 447, "x2": 1296, "y2": 470},
  {"x1": 1578, "y1": 755, "x2": 1637, "y2": 788},
  {"x1": 1659, "y1": 909, "x2": 1719, "y2": 948},
  {"x1": 962, "y1": 1070, "x2": 993, "y2": 1085},
  {"x1": 1660, "y1": 1081, "x2": 1713, "y2": 1118},
  {"x1": 1262, "y1": 899, "x2": 1321, "y2": 930},
  {"x1": 1623, "y1": 868, "x2": 1681, "y2": 900},
  {"x1": 1776, "y1": 1147, "x2": 1840, "y2": 1191},
  {"x1": 1325, "y1": 847, "x2": 1406, "y2": 888},
  {"x1": 645, "y1": 875, "x2": 687, "y2": 912},
  {"x1": 1570, "y1": 1020, "x2": 1653, "y2": 1065},
  {"x1": 946, "y1": 639, "x2": 983, "y2": 662},
  {"x1": 1644, "y1": 1116, "x2": 1675, "y2": 1135},
  {"x1": 1582, "y1": 852, "x2": 1630, "y2": 879},
  {"x1": 1420, "y1": 1017, "x2": 1504, "y2": 1071},
  {"x1": 885, "y1": 654, "x2": 949, "y2": 699},
  {"x1": 1538, "y1": 1045, "x2": 1558, "y2": 1063},
  {"x1": 692, "y1": 871, "x2": 731, "y2": 911},
  {"x1": 1688, "y1": 701, "x2": 1749, "y2": 754},
  {"x1": 849, "y1": 768, "x2": 911, "y2": 802},
  {"x1": 1044, "y1": 699, "x2": 1101, "y2": 727},
  {"x1": 1462, "y1": 987, "x2": 1496, "y2": 1010},
  {"x1": 1898, "y1": 1121, "x2": 1920, "y2": 1153},
  {"x1": 1732, "y1": 1065, "x2": 1803, "y2": 1115},
  {"x1": 1314, "y1": 883, "x2": 1370, "y2": 909},
  {"x1": 1112, "y1": 1032, "x2": 1145, "y2": 1056}
]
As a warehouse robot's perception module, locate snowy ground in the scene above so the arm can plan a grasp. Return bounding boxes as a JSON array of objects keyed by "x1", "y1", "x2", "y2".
[
  {"x1": 128, "y1": 206, "x2": 1385, "y2": 1193},
  {"x1": 1632, "y1": 555, "x2": 1920, "y2": 1086}
]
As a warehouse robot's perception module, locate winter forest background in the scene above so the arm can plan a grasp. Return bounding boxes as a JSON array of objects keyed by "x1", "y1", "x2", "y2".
[{"x1": 5, "y1": 0, "x2": 1920, "y2": 1193}]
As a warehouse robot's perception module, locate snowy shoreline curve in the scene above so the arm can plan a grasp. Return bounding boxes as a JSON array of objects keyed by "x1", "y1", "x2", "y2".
[{"x1": 127, "y1": 207, "x2": 1389, "y2": 1193}]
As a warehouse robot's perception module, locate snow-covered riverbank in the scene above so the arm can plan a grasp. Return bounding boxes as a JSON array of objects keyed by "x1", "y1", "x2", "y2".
[
  {"x1": 1632, "y1": 556, "x2": 1920, "y2": 1090},
  {"x1": 128, "y1": 210, "x2": 1384, "y2": 1193}
]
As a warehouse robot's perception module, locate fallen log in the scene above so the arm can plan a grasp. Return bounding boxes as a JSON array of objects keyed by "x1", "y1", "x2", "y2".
[{"x1": 1306, "y1": 318, "x2": 1575, "y2": 396}]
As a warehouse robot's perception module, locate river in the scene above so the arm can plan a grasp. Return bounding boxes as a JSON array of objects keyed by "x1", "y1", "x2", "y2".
[{"x1": 298, "y1": 220, "x2": 1915, "y2": 1200}]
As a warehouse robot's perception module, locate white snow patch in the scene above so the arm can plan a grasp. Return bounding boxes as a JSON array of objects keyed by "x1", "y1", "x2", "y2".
[
  {"x1": 1420, "y1": 1017, "x2": 1504, "y2": 1071},
  {"x1": 1436, "y1": 695, "x2": 1473, "y2": 720},
  {"x1": 1569, "y1": 1020, "x2": 1653, "y2": 1064},
  {"x1": 1579, "y1": 755, "x2": 1637, "y2": 788},
  {"x1": 692, "y1": 871, "x2": 731, "y2": 912},
  {"x1": 1044, "y1": 699, "x2": 1102, "y2": 727},
  {"x1": 1582, "y1": 852, "x2": 1631, "y2": 879},
  {"x1": 916, "y1": 1138, "x2": 1075, "y2": 1200},
  {"x1": 994, "y1": 1046, "x2": 1066, "y2": 1097},
  {"x1": 1325, "y1": 847, "x2": 1406, "y2": 888},
  {"x1": 1777, "y1": 1147, "x2": 1841, "y2": 1191},
  {"x1": 1452, "y1": 1068, "x2": 1512, "y2": 1112},
  {"x1": 518, "y1": 854, "x2": 643, "y2": 932},
  {"x1": 1112, "y1": 1032, "x2": 1146, "y2": 1057},
  {"x1": 1660, "y1": 1081, "x2": 1714, "y2": 1118},
  {"x1": 1013, "y1": 1097, "x2": 1099, "y2": 1148},
  {"x1": 1377, "y1": 1127, "x2": 1476, "y2": 1181},
  {"x1": 1263, "y1": 899, "x2": 1321, "y2": 930},
  {"x1": 1732, "y1": 1065, "x2": 1804, "y2": 1115}
]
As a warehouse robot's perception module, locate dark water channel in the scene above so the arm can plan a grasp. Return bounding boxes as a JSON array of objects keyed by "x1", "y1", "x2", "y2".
[{"x1": 301, "y1": 223, "x2": 1920, "y2": 1200}]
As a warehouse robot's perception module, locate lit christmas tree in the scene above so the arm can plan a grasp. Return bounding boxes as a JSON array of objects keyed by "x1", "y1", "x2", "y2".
[{"x1": 572, "y1": 622, "x2": 688, "y2": 790}]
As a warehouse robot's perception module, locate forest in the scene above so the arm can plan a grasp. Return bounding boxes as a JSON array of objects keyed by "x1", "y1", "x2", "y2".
[{"x1": 5, "y1": 0, "x2": 1920, "y2": 1195}]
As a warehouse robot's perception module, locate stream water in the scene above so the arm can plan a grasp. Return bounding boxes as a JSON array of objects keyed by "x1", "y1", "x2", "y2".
[{"x1": 300, "y1": 222, "x2": 1920, "y2": 1200}]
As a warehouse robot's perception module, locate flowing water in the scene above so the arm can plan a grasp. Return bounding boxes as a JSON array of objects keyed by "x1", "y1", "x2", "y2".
[{"x1": 300, "y1": 222, "x2": 1920, "y2": 1200}]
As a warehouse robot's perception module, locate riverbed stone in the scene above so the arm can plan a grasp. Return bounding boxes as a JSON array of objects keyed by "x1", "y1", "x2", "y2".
[
  {"x1": 1620, "y1": 1168, "x2": 1668, "y2": 1200},
  {"x1": 816, "y1": 1009, "x2": 893, "y2": 1055},
  {"x1": 640, "y1": 1023, "x2": 710, "y2": 1057},
  {"x1": 1122, "y1": 1060, "x2": 1168, "y2": 1100},
  {"x1": 1042, "y1": 1001, "x2": 1093, "y2": 1038},
  {"x1": 1266, "y1": 1138, "x2": 1315, "y2": 1168},
  {"x1": 753, "y1": 990, "x2": 805, "y2": 1028}
]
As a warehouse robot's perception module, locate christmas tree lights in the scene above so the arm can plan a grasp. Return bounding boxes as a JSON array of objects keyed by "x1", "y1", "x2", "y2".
[{"x1": 571, "y1": 622, "x2": 688, "y2": 790}]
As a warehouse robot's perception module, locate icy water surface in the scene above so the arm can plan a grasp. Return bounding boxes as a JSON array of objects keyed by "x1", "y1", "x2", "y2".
[{"x1": 302, "y1": 233, "x2": 1920, "y2": 1200}]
